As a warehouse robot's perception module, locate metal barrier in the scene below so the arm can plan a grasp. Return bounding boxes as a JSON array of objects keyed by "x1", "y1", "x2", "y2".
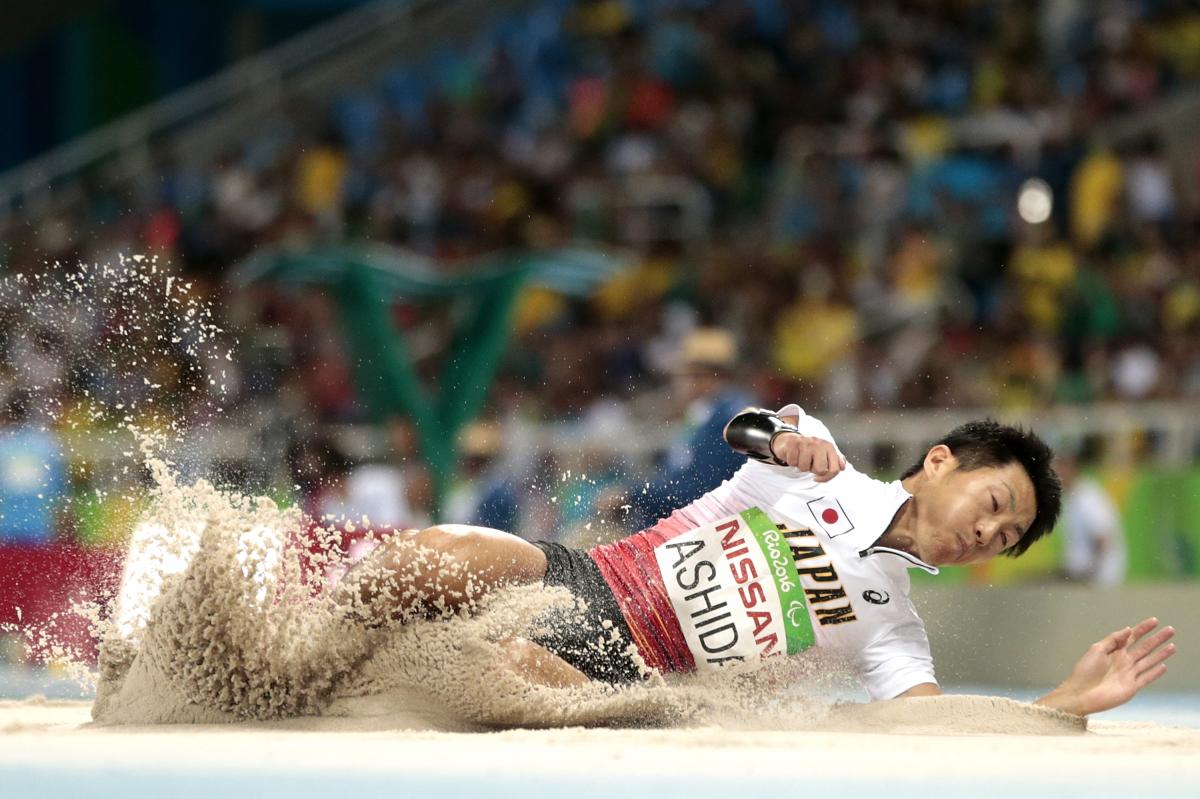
[
  {"x1": 568, "y1": 175, "x2": 714, "y2": 250},
  {"x1": 814, "y1": 401, "x2": 1200, "y2": 473},
  {"x1": 56, "y1": 400, "x2": 1200, "y2": 476},
  {"x1": 513, "y1": 400, "x2": 1200, "y2": 475},
  {"x1": 1091, "y1": 86, "x2": 1200, "y2": 214}
]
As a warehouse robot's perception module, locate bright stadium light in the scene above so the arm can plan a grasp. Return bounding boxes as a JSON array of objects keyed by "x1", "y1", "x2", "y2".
[{"x1": 1017, "y1": 177, "x2": 1053, "y2": 224}]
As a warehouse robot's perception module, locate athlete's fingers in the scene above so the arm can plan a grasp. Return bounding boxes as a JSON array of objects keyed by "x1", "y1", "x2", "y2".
[
  {"x1": 1126, "y1": 617, "x2": 1161, "y2": 649},
  {"x1": 1099, "y1": 626, "x2": 1133, "y2": 654},
  {"x1": 1135, "y1": 663, "x2": 1167, "y2": 690},
  {"x1": 1136, "y1": 642, "x2": 1176, "y2": 675},
  {"x1": 819, "y1": 446, "x2": 846, "y2": 482},
  {"x1": 1128, "y1": 625, "x2": 1174, "y2": 660},
  {"x1": 810, "y1": 444, "x2": 825, "y2": 473},
  {"x1": 799, "y1": 443, "x2": 814, "y2": 470},
  {"x1": 811, "y1": 446, "x2": 833, "y2": 480},
  {"x1": 783, "y1": 443, "x2": 799, "y2": 469},
  {"x1": 797, "y1": 446, "x2": 813, "y2": 471},
  {"x1": 785, "y1": 441, "x2": 800, "y2": 468},
  {"x1": 772, "y1": 435, "x2": 792, "y2": 466},
  {"x1": 1130, "y1": 617, "x2": 1160, "y2": 639}
]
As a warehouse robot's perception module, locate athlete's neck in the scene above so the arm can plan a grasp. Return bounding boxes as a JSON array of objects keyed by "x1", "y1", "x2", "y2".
[{"x1": 875, "y1": 473, "x2": 924, "y2": 557}]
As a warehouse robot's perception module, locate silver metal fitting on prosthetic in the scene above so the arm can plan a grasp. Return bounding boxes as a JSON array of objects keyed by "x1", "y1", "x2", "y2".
[{"x1": 722, "y1": 409, "x2": 799, "y2": 466}]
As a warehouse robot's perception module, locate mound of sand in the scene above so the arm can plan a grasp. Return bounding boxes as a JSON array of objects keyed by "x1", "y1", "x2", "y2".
[{"x1": 825, "y1": 694, "x2": 1085, "y2": 734}]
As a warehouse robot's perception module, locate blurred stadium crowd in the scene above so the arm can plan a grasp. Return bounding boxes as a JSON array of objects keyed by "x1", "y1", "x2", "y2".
[{"x1": 1, "y1": 0, "x2": 1199, "y2": 566}]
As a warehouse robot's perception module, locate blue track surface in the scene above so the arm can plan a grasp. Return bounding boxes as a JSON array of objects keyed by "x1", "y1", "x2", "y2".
[{"x1": 1, "y1": 769, "x2": 1198, "y2": 799}]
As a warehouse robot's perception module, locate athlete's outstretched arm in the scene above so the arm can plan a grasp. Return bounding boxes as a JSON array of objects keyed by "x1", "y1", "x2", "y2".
[
  {"x1": 1033, "y1": 617, "x2": 1175, "y2": 716},
  {"x1": 896, "y1": 618, "x2": 1176, "y2": 716}
]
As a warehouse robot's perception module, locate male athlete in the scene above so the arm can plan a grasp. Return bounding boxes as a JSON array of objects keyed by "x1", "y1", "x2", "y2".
[{"x1": 336, "y1": 406, "x2": 1176, "y2": 717}]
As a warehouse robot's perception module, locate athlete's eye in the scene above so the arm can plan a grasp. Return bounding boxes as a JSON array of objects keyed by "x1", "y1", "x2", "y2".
[{"x1": 991, "y1": 495, "x2": 998, "y2": 513}]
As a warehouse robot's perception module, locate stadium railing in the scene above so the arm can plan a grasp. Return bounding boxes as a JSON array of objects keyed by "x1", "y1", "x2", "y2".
[{"x1": 52, "y1": 399, "x2": 1200, "y2": 474}]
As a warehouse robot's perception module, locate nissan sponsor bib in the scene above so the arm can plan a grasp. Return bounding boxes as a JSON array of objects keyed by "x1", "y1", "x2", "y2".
[{"x1": 654, "y1": 507, "x2": 815, "y2": 671}]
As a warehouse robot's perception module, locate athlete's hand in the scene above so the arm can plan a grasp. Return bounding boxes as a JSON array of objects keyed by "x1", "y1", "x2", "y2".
[
  {"x1": 1035, "y1": 618, "x2": 1176, "y2": 716},
  {"x1": 769, "y1": 433, "x2": 846, "y2": 482}
]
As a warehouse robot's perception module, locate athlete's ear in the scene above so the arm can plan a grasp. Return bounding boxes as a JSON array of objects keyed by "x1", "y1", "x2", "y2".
[{"x1": 923, "y1": 444, "x2": 957, "y2": 480}]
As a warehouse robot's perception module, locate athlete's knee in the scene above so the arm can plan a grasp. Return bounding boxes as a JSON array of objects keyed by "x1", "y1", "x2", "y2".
[
  {"x1": 338, "y1": 526, "x2": 489, "y2": 616},
  {"x1": 406, "y1": 524, "x2": 457, "y2": 553},
  {"x1": 417, "y1": 524, "x2": 546, "y2": 584},
  {"x1": 408, "y1": 525, "x2": 491, "y2": 561},
  {"x1": 370, "y1": 525, "x2": 462, "y2": 569}
]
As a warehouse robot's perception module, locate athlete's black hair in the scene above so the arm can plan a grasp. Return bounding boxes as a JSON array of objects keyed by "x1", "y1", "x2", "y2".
[{"x1": 900, "y1": 419, "x2": 1061, "y2": 558}]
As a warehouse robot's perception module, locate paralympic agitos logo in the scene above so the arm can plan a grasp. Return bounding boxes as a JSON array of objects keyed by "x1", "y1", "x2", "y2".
[{"x1": 787, "y1": 599, "x2": 808, "y2": 627}]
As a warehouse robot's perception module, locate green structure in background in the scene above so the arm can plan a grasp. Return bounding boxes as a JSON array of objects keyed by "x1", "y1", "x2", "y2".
[
  {"x1": 1123, "y1": 469, "x2": 1200, "y2": 580},
  {"x1": 233, "y1": 244, "x2": 626, "y2": 513}
]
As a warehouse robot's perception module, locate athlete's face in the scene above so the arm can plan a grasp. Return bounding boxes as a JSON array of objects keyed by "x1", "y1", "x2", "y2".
[{"x1": 911, "y1": 446, "x2": 1038, "y2": 566}]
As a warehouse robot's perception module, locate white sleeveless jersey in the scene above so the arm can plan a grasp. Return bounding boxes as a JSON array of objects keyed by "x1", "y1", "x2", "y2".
[{"x1": 672, "y1": 404, "x2": 938, "y2": 700}]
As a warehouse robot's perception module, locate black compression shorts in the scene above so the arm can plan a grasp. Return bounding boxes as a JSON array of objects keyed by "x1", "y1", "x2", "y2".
[{"x1": 531, "y1": 541, "x2": 643, "y2": 685}]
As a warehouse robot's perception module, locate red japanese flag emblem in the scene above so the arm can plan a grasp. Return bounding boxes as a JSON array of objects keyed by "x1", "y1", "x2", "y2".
[{"x1": 806, "y1": 496, "x2": 854, "y2": 538}]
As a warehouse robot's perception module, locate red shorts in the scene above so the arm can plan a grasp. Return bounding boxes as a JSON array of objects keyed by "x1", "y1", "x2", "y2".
[{"x1": 587, "y1": 510, "x2": 697, "y2": 675}]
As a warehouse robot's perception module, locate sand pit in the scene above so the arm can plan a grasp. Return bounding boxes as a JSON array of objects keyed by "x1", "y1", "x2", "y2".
[
  {"x1": 17, "y1": 435, "x2": 1163, "y2": 743},
  {"x1": 74, "y1": 456, "x2": 1093, "y2": 736},
  {"x1": 41, "y1": 461, "x2": 1190, "y2": 798}
]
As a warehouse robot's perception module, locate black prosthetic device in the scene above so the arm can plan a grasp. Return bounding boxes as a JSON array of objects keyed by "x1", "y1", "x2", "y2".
[{"x1": 722, "y1": 408, "x2": 799, "y2": 466}]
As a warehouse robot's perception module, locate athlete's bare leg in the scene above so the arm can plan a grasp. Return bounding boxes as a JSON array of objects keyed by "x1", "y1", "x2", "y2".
[
  {"x1": 333, "y1": 524, "x2": 593, "y2": 686},
  {"x1": 334, "y1": 524, "x2": 548, "y2": 625}
]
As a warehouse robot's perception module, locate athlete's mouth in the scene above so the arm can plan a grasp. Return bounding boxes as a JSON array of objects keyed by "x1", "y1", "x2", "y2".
[{"x1": 956, "y1": 533, "x2": 969, "y2": 561}]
